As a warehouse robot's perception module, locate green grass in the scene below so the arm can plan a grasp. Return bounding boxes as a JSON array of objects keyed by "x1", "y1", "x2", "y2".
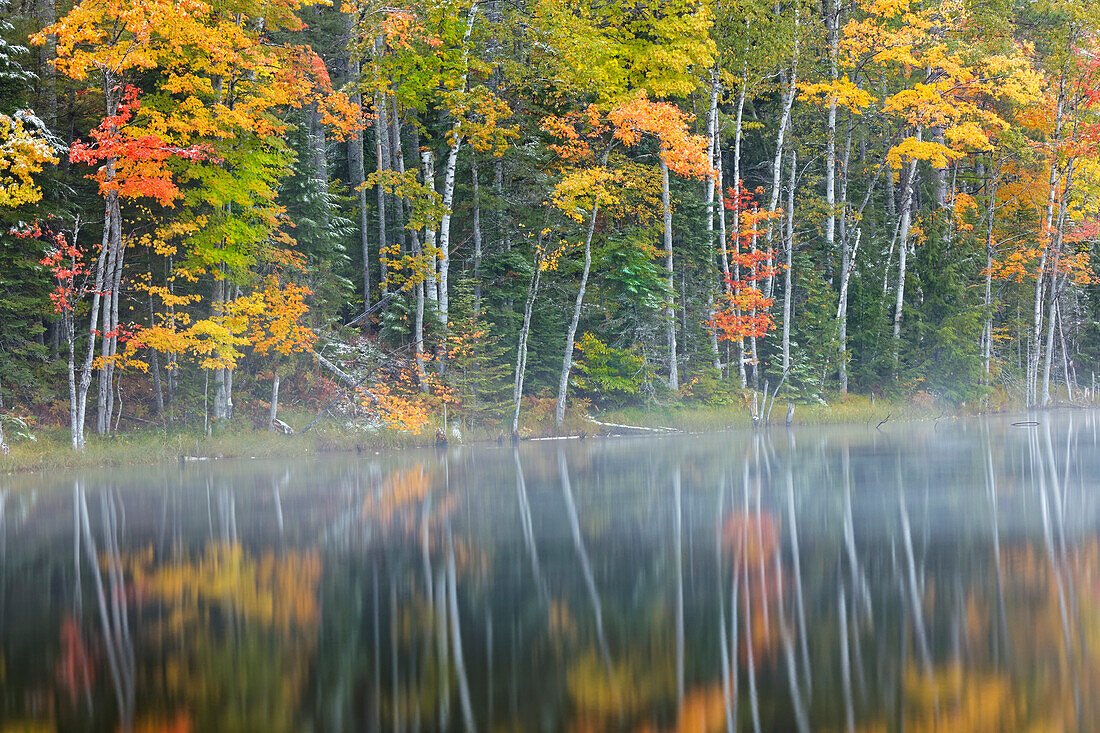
[
  {"x1": 595, "y1": 393, "x2": 962, "y2": 433},
  {"x1": 0, "y1": 409, "x2": 450, "y2": 476},
  {"x1": 0, "y1": 393, "x2": 1015, "y2": 476}
]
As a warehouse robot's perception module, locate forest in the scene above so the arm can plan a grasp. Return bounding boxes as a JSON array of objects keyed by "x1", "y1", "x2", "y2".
[{"x1": 0, "y1": 0, "x2": 1098, "y2": 450}]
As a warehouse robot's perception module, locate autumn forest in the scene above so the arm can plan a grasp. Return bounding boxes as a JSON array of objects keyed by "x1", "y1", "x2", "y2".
[{"x1": 1, "y1": 0, "x2": 1099, "y2": 449}]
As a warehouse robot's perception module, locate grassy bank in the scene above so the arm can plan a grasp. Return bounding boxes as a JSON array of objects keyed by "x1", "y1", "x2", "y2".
[
  {"x1": 595, "y1": 393, "x2": 964, "y2": 433},
  {"x1": 0, "y1": 394, "x2": 1006, "y2": 476}
]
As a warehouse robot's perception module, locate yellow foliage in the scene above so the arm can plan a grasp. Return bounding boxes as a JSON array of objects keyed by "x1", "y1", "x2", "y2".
[{"x1": 0, "y1": 114, "x2": 58, "y2": 207}]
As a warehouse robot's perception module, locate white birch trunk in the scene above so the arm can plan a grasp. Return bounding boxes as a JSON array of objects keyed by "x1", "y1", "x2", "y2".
[
  {"x1": 555, "y1": 202, "x2": 600, "y2": 427},
  {"x1": 661, "y1": 157, "x2": 678, "y2": 391}
]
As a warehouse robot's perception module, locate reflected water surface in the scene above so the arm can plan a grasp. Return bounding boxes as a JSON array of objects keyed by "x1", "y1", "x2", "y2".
[{"x1": 3, "y1": 412, "x2": 1100, "y2": 731}]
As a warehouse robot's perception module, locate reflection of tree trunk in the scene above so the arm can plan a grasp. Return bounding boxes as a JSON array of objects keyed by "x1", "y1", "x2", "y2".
[
  {"x1": 897, "y1": 463, "x2": 931, "y2": 674},
  {"x1": 447, "y1": 530, "x2": 477, "y2": 732},
  {"x1": 785, "y1": 464, "x2": 810, "y2": 693},
  {"x1": 741, "y1": 462, "x2": 761, "y2": 733},
  {"x1": 558, "y1": 450, "x2": 612, "y2": 672},
  {"x1": 839, "y1": 585, "x2": 855, "y2": 733},
  {"x1": 513, "y1": 448, "x2": 546, "y2": 600},
  {"x1": 982, "y1": 431, "x2": 1010, "y2": 662},
  {"x1": 716, "y1": 484, "x2": 735, "y2": 733},
  {"x1": 674, "y1": 467, "x2": 684, "y2": 710},
  {"x1": 77, "y1": 484, "x2": 135, "y2": 729},
  {"x1": 775, "y1": 543, "x2": 809, "y2": 733}
]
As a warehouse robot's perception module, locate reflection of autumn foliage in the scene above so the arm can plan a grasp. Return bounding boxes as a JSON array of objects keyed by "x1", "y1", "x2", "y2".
[
  {"x1": 635, "y1": 684, "x2": 727, "y2": 733},
  {"x1": 851, "y1": 664, "x2": 1021, "y2": 732},
  {"x1": 722, "y1": 511, "x2": 783, "y2": 663},
  {"x1": 122, "y1": 543, "x2": 322, "y2": 731},
  {"x1": 361, "y1": 467, "x2": 434, "y2": 530},
  {"x1": 131, "y1": 713, "x2": 192, "y2": 733},
  {"x1": 567, "y1": 648, "x2": 675, "y2": 728},
  {"x1": 55, "y1": 615, "x2": 94, "y2": 706},
  {"x1": 129, "y1": 543, "x2": 320, "y2": 633}
]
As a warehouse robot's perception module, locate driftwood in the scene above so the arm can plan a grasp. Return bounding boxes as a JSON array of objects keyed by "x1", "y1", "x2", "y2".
[
  {"x1": 271, "y1": 418, "x2": 295, "y2": 435},
  {"x1": 584, "y1": 415, "x2": 678, "y2": 434}
]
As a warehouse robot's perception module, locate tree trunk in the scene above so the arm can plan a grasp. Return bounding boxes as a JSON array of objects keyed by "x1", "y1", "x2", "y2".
[
  {"x1": 705, "y1": 67, "x2": 723, "y2": 372},
  {"x1": 555, "y1": 202, "x2": 599, "y2": 427},
  {"x1": 512, "y1": 243, "x2": 543, "y2": 434},
  {"x1": 983, "y1": 159, "x2": 999, "y2": 378},
  {"x1": 891, "y1": 130, "x2": 921, "y2": 375},
  {"x1": 347, "y1": 15, "x2": 371, "y2": 307},
  {"x1": 733, "y1": 79, "x2": 747, "y2": 388},
  {"x1": 782, "y1": 150, "x2": 796, "y2": 377},
  {"x1": 1030, "y1": 84, "x2": 1065, "y2": 405},
  {"x1": 268, "y1": 374, "x2": 280, "y2": 431},
  {"x1": 0, "y1": 375, "x2": 7, "y2": 455},
  {"x1": 436, "y1": 0, "x2": 479, "y2": 335},
  {"x1": 837, "y1": 111, "x2": 855, "y2": 395},
  {"x1": 660, "y1": 156, "x2": 677, "y2": 391},
  {"x1": 76, "y1": 192, "x2": 114, "y2": 449},
  {"x1": 372, "y1": 38, "x2": 391, "y2": 296},
  {"x1": 765, "y1": 4, "x2": 798, "y2": 300},
  {"x1": 1042, "y1": 187, "x2": 1071, "y2": 405},
  {"x1": 472, "y1": 157, "x2": 483, "y2": 316},
  {"x1": 422, "y1": 148, "x2": 438, "y2": 304}
]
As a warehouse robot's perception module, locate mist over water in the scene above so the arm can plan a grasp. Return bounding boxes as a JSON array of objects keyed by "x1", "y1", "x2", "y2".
[{"x1": 4, "y1": 412, "x2": 1100, "y2": 731}]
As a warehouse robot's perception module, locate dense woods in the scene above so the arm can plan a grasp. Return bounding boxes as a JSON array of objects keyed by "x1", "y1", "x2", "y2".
[{"x1": 1, "y1": 0, "x2": 1100, "y2": 447}]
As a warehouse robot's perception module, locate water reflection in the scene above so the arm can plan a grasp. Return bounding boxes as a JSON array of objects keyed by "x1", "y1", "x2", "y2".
[{"x1": 6, "y1": 413, "x2": 1100, "y2": 730}]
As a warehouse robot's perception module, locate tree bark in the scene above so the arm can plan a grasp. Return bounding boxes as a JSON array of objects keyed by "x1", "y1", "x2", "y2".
[
  {"x1": 782, "y1": 150, "x2": 796, "y2": 377},
  {"x1": 512, "y1": 241, "x2": 543, "y2": 434},
  {"x1": 347, "y1": 15, "x2": 371, "y2": 307},
  {"x1": 661, "y1": 157, "x2": 678, "y2": 392},
  {"x1": 422, "y1": 148, "x2": 438, "y2": 304},
  {"x1": 732, "y1": 79, "x2": 747, "y2": 388},
  {"x1": 472, "y1": 157, "x2": 483, "y2": 316},
  {"x1": 892, "y1": 130, "x2": 921, "y2": 375},
  {"x1": 268, "y1": 373, "x2": 280, "y2": 431},
  {"x1": 1030, "y1": 83, "x2": 1065, "y2": 405},
  {"x1": 555, "y1": 201, "x2": 599, "y2": 427}
]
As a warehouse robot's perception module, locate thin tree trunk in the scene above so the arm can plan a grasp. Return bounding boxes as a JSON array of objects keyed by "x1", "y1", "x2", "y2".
[
  {"x1": 983, "y1": 159, "x2": 1000, "y2": 377},
  {"x1": 555, "y1": 201, "x2": 600, "y2": 427},
  {"x1": 706, "y1": 67, "x2": 723, "y2": 371},
  {"x1": 147, "y1": 281, "x2": 164, "y2": 416},
  {"x1": 892, "y1": 129, "x2": 921, "y2": 374},
  {"x1": 512, "y1": 242, "x2": 543, "y2": 434},
  {"x1": 837, "y1": 110, "x2": 855, "y2": 394},
  {"x1": 733, "y1": 79, "x2": 747, "y2": 387},
  {"x1": 472, "y1": 157, "x2": 483, "y2": 316},
  {"x1": 1042, "y1": 191, "x2": 1070, "y2": 405},
  {"x1": 422, "y1": 148, "x2": 438, "y2": 304},
  {"x1": 1031, "y1": 84, "x2": 1065, "y2": 405},
  {"x1": 268, "y1": 374, "x2": 280, "y2": 431},
  {"x1": 347, "y1": 16, "x2": 371, "y2": 307},
  {"x1": 782, "y1": 150, "x2": 796, "y2": 377},
  {"x1": 436, "y1": 0, "x2": 480, "y2": 336},
  {"x1": 661, "y1": 157, "x2": 678, "y2": 392},
  {"x1": 765, "y1": 5, "x2": 798, "y2": 300}
]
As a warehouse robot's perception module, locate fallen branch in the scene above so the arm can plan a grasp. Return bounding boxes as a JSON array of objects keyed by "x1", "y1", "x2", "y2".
[
  {"x1": 585, "y1": 415, "x2": 678, "y2": 434},
  {"x1": 875, "y1": 414, "x2": 890, "y2": 431}
]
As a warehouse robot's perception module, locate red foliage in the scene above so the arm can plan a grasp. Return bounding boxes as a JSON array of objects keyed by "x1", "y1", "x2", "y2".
[{"x1": 70, "y1": 85, "x2": 215, "y2": 207}]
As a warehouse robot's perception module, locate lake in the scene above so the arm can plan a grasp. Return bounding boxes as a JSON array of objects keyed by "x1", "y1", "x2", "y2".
[{"x1": 3, "y1": 411, "x2": 1100, "y2": 731}]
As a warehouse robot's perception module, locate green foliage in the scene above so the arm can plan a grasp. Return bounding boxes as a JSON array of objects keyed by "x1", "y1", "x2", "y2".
[{"x1": 573, "y1": 332, "x2": 647, "y2": 406}]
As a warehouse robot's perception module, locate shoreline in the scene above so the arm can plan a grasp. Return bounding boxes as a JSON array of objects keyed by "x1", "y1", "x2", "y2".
[{"x1": 0, "y1": 396, "x2": 1087, "y2": 476}]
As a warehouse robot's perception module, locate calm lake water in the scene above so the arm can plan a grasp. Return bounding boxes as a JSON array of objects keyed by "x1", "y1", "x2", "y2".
[{"x1": 3, "y1": 412, "x2": 1100, "y2": 731}]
